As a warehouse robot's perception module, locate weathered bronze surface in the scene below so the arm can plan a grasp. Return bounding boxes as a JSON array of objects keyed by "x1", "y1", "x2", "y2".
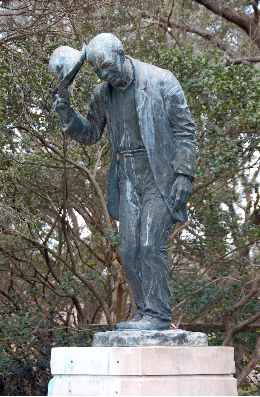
[{"x1": 51, "y1": 33, "x2": 196, "y2": 330}]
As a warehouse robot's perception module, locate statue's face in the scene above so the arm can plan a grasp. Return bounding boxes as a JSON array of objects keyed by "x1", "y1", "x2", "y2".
[{"x1": 88, "y1": 47, "x2": 124, "y2": 86}]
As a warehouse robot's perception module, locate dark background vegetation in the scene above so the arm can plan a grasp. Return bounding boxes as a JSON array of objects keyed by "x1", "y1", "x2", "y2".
[{"x1": 0, "y1": 0, "x2": 260, "y2": 395}]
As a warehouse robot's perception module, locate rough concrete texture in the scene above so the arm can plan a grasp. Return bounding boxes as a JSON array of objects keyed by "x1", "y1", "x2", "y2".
[
  {"x1": 48, "y1": 346, "x2": 237, "y2": 396},
  {"x1": 92, "y1": 329, "x2": 208, "y2": 347}
]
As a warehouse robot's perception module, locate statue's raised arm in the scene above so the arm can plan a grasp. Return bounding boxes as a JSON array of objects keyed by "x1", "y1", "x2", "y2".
[{"x1": 49, "y1": 45, "x2": 104, "y2": 145}]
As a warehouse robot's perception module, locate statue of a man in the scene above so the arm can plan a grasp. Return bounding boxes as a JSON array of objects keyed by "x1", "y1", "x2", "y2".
[{"x1": 53, "y1": 33, "x2": 196, "y2": 331}]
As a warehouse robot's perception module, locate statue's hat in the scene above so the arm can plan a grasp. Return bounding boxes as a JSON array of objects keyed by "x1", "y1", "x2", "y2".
[{"x1": 48, "y1": 45, "x2": 86, "y2": 95}]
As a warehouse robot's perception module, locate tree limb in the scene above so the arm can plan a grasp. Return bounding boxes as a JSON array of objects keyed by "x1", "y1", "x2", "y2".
[
  {"x1": 226, "y1": 55, "x2": 260, "y2": 65},
  {"x1": 159, "y1": 16, "x2": 235, "y2": 56},
  {"x1": 193, "y1": 0, "x2": 260, "y2": 49},
  {"x1": 0, "y1": 288, "x2": 16, "y2": 304},
  {"x1": 223, "y1": 311, "x2": 260, "y2": 346},
  {"x1": 229, "y1": 276, "x2": 260, "y2": 315},
  {"x1": 237, "y1": 335, "x2": 260, "y2": 387},
  {"x1": 177, "y1": 321, "x2": 260, "y2": 332},
  {"x1": 252, "y1": 0, "x2": 260, "y2": 23}
]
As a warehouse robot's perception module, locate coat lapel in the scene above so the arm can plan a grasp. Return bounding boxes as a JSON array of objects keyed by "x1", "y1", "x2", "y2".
[
  {"x1": 104, "y1": 83, "x2": 120, "y2": 221},
  {"x1": 129, "y1": 56, "x2": 155, "y2": 154}
]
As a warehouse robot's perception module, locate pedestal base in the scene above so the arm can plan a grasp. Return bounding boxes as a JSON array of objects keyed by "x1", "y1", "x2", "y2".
[
  {"x1": 92, "y1": 329, "x2": 208, "y2": 347},
  {"x1": 48, "y1": 345, "x2": 237, "y2": 396}
]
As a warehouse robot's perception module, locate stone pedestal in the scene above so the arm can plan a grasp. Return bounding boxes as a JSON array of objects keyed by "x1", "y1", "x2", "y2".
[
  {"x1": 48, "y1": 330, "x2": 237, "y2": 396},
  {"x1": 92, "y1": 329, "x2": 208, "y2": 347}
]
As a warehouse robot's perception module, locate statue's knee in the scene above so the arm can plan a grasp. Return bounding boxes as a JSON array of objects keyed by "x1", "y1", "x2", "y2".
[{"x1": 140, "y1": 240, "x2": 154, "y2": 259}]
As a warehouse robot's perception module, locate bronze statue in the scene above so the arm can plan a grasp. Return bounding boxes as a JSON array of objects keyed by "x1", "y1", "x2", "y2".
[{"x1": 50, "y1": 33, "x2": 196, "y2": 331}]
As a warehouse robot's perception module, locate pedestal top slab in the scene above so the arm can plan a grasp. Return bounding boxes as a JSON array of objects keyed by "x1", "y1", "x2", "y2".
[
  {"x1": 92, "y1": 329, "x2": 208, "y2": 347},
  {"x1": 50, "y1": 346, "x2": 235, "y2": 376}
]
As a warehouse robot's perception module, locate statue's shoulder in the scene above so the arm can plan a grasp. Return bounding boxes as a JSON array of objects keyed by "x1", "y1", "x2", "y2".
[
  {"x1": 146, "y1": 61, "x2": 174, "y2": 78},
  {"x1": 129, "y1": 56, "x2": 178, "y2": 85}
]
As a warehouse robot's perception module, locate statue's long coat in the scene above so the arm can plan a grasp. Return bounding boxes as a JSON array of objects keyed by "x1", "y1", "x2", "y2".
[{"x1": 62, "y1": 56, "x2": 196, "y2": 222}]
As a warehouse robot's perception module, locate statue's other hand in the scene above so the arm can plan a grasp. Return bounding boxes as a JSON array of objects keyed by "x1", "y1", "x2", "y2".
[
  {"x1": 170, "y1": 174, "x2": 192, "y2": 212},
  {"x1": 52, "y1": 88, "x2": 72, "y2": 122}
]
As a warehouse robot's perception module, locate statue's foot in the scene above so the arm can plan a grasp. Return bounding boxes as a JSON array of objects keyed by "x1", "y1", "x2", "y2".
[
  {"x1": 116, "y1": 313, "x2": 143, "y2": 330},
  {"x1": 117, "y1": 315, "x2": 170, "y2": 331}
]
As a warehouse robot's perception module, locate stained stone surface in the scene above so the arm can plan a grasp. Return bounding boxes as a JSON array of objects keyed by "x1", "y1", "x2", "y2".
[
  {"x1": 92, "y1": 329, "x2": 208, "y2": 347},
  {"x1": 48, "y1": 345, "x2": 237, "y2": 396}
]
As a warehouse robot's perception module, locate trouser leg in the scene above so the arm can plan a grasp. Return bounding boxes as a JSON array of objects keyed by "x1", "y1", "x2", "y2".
[
  {"x1": 118, "y1": 154, "x2": 173, "y2": 321},
  {"x1": 140, "y1": 178, "x2": 173, "y2": 322},
  {"x1": 119, "y1": 157, "x2": 144, "y2": 313}
]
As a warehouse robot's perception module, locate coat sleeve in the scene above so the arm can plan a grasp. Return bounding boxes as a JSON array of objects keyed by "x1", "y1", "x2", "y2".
[
  {"x1": 60, "y1": 84, "x2": 106, "y2": 146},
  {"x1": 161, "y1": 73, "x2": 196, "y2": 180}
]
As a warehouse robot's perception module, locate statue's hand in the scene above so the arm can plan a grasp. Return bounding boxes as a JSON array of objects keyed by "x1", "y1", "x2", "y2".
[
  {"x1": 170, "y1": 174, "x2": 192, "y2": 212},
  {"x1": 52, "y1": 87, "x2": 72, "y2": 123}
]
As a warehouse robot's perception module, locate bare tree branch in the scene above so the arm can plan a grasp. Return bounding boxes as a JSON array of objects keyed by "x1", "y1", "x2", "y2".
[
  {"x1": 252, "y1": 0, "x2": 260, "y2": 24},
  {"x1": 226, "y1": 55, "x2": 260, "y2": 65},
  {"x1": 178, "y1": 321, "x2": 260, "y2": 332},
  {"x1": 0, "y1": 288, "x2": 16, "y2": 304},
  {"x1": 223, "y1": 311, "x2": 260, "y2": 346},
  {"x1": 229, "y1": 276, "x2": 260, "y2": 315},
  {"x1": 193, "y1": 0, "x2": 260, "y2": 49},
  {"x1": 159, "y1": 16, "x2": 235, "y2": 56},
  {"x1": 237, "y1": 335, "x2": 260, "y2": 387}
]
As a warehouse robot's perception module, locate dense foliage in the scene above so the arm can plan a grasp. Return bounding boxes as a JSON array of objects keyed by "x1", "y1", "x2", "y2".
[{"x1": 0, "y1": 0, "x2": 259, "y2": 395}]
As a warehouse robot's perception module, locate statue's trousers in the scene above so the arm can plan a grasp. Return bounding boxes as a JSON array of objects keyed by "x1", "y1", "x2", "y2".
[{"x1": 118, "y1": 152, "x2": 174, "y2": 321}]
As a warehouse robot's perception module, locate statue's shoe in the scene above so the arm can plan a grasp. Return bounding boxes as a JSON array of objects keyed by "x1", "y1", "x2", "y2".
[
  {"x1": 117, "y1": 315, "x2": 170, "y2": 331},
  {"x1": 116, "y1": 313, "x2": 143, "y2": 330}
]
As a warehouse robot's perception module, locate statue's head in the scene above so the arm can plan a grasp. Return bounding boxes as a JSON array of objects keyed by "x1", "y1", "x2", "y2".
[{"x1": 86, "y1": 33, "x2": 125, "y2": 86}]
